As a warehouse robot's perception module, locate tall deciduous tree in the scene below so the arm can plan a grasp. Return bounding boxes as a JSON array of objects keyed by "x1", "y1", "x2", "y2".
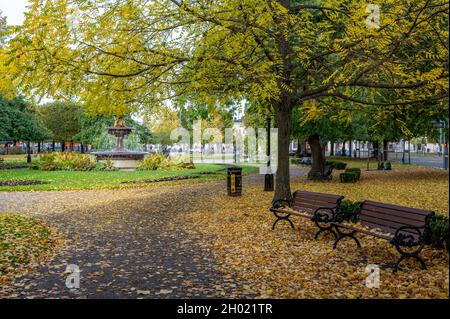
[
  {"x1": 0, "y1": 94, "x2": 50, "y2": 145},
  {"x1": 37, "y1": 101, "x2": 82, "y2": 151},
  {"x1": 7, "y1": 0, "x2": 449, "y2": 201}
]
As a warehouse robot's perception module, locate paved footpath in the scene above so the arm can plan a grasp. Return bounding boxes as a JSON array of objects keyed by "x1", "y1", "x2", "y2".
[{"x1": 0, "y1": 168, "x2": 305, "y2": 298}]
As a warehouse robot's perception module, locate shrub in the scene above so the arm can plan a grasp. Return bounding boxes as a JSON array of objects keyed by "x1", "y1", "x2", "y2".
[
  {"x1": 136, "y1": 153, "x2": 173, "y2": 171},
  {"x1": 340, "y1": 171, "x2": 359, "y2": 183},
  {"x1": 326, "y1": 160, "x2": 347, "y2": 170},
  {"x1": 137, "y1": 153, "x2": 196, "y2": 171},
  {"x1": 338, "y1": 200, "x2": 362, "y2": 223},
  {"x1": 345, "y1": 167, "x2": 361, "y2": 178},
  {"x1": 36, "y1": 152, "x2": 96, "y2": 171},
  {"x1": 340, "y1": 167, "x2": 361, "y2": 183},
  {"x1": 5, "y1": 146, "x2": 25, "y2": 155},
  {"x1": 426, "y1": 214, "x2": 449, "y2": 252},
  {"x1": 96, "y1": 159, "x2": 118, "y2": 171}
]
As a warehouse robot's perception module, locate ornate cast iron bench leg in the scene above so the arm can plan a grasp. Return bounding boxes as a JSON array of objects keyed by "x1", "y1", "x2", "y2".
[
  {"x1": 314, "y1": 222, "x2": 338, "y2": 240},
  {"x1": 333, "y1": 226, "x2": 362, "y2": 249},
  {"x1": 272, "y1": 211, "x2": 294, "y2": 230},
  {"x1": 392, "y1": 243, "x2": 426, "y2": 273}
]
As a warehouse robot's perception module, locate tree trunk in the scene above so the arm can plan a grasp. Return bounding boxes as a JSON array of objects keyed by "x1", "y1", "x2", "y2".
[
  {"x1": 81, "y1": 143, "x2": 85, "y2": 154},
  {"x1": 296, "y1": 139, "x2": 302, "y2": 157},
  {"x1": 52, "y1": 141, "x2": 55, "y2": 152},
  {"x1": 37, "y1": 142, "x2": 41, "y2": 153},
  {"x1": 373, "y1": 141, "x2": 379, "y2": 160},
  {"x1": 26, "y1": 141, "x2": 32, "y2": 164},
  {"x1": 70, "y1": 141, "x2": 74, "y2": 151},
  {"x1": 330, "y1": 142, "x2": 335, "y2": 156},
  {"x1": 342, "y1": 141, "x2": 346, "y2": 157},
  {"x1": 349, "y1": 140, "x2": 353, "y2": 157},
  {"x1": 307, "y1": 134, "x2": 326, "y2": 180},
  {"x1": 61, "y1": 141, "x2": 66, "y2": 152},
  {"x1": 273, "y1": 106, "x2": 293, "y2": 202},
  {"x1": 383, "y1": 139, "x2": 388, "y2": 161}
]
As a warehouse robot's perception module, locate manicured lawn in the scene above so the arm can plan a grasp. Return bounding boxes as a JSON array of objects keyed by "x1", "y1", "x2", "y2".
[
  {"x1": 0, "y1": 164, "x2": 258, "y2": 191},
  {"x1": 0, "y1": 212, "x2": 59, "y2": 284}
]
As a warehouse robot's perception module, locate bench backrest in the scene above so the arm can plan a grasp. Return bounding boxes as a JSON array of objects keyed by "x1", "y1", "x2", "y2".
[
  {"x1": 359, "y1": 201, "x2": 434, "y2": 239},
  {"x1": 292, "y1": 190, "x2": 343, "y2": 214}
]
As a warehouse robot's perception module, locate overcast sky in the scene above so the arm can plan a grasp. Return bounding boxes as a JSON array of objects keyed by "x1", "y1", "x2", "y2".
[{"x1": 0, "y1": 0, "x2": 28, "y2": 26}]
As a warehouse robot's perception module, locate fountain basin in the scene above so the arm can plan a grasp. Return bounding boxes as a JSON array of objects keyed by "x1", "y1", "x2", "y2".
[
  {"x1": 91, "y1": 124, "x2": 148, "y2": 171},
  {"x1": 92, "y1": 151, "x2": 147, "y2": 171}
]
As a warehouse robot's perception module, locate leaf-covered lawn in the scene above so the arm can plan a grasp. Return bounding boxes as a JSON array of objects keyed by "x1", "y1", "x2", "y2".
[
  {"x1": 183, "y1": 166, "x2": 449, "y2": 298},
  {"x1": 0, "y1": 164, "x2": 258, "y2": 191},
  {"x1": 0, "y1": 213, "x2": 60, "y2": 285}
]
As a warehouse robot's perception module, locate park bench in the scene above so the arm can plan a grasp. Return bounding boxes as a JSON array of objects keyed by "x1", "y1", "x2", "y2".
[
  {"x1": 270, "y1": 190, "x2": 344, "y2": 239},
  {"x1": 331, "y1": 200, "x2": 434, "y2": 272}
]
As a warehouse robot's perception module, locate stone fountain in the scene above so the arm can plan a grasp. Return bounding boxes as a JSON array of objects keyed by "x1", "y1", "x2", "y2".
[{"x1": 92, "y1": 118, "x2": 147, "y2": 170}]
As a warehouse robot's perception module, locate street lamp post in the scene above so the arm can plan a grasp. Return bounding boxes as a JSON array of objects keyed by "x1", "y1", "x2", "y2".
[
  {"x1": 264, "y1": 117, "x2": 274, "y2": 191},
  {"x1": 432, "y1": 120, "x2": 448, "y2": 170}
]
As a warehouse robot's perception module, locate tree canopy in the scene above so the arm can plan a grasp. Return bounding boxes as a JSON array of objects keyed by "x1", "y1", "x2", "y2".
[
  {"x1": 5, "y1": 0, "x2": 449, "y2": 200},
  {"x1": 0, "y1": 94, "x2": 50, "y2": 143}
]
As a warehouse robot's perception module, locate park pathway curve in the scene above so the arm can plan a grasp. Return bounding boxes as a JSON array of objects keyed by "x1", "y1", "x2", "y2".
[{"x1": 0, "y1": 167, "x2": 306, "y2": 298}]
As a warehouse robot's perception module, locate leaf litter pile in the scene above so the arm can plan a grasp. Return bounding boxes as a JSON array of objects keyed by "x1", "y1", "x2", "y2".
[
  {"x1": 0, "y1": 213, "x2": 61, "y2": 286},
  {"x1": 182, "y1": 168, "x2": 449, "y2": 299},
  {"x1": 0, "y1": 166, "x2": 448, "y2": 298}
]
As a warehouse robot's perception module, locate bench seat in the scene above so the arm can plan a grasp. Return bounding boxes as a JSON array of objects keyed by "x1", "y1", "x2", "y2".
[
  {"x1": 331, "y1": 200, "x2": 434, "y2": 272},
  {"x1": 270, "y1": 190, "x2": 343, "y2": 239}
]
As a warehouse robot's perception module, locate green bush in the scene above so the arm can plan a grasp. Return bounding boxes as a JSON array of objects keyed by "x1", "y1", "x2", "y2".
[
  {"x1": 136, "y1": 153, "x2": 167, "y2": 170},
  {"x1": 35, "y1": 152, "x2": 96, "y2": 171},
  {"x1": 338, "y1": 200, "x2": 362, "y2": 223},
  {"x1": 426, "y1": 214, "x2": 449, "y2": 251},
  {"x1": 340, "y1": 172, "x2": 359, "y2": 183},
  {"x1": 137, "y1": 153, "x2": 196, "y2": 171},
  {"x1": 96, "y1": 159, "x2": 118, "y2": 171},
  {"x1": 339, "y1": 167, "x2": 361, "y2": 183},
  {"x1": 345, "y1": 167, "x2": 361, "y2": 178},
  {"x1": 326, "y1": 160, "x2": 347, "y2": 170}
]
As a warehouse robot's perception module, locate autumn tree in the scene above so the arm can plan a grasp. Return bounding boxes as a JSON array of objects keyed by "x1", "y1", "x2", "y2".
[
  {"x1": 7, "y1": 0, "x2": 449, "y2": 201},
  {"x1": 37, "y1": 101, "x2": 82, "y2": 151}
]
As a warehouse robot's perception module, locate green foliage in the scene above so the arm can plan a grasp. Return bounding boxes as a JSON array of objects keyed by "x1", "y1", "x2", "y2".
[
  {"x1": 95, "y1": 159, "x2": 117, "y2": 172},
  {"x1": 338, "y1": 200, "x2": 362, "y2": 223},
  {"x1": 36, "y1": 152, "x2": 95, "y2": 171},
  {"x1": 136, "y1": 153, "x2": 174, "y2": 171},
  {"x1": 136, "y1": 153, "x2": 197, "y2": 171},
  {"x1": 0, "y1": 95, "x2": 50, "y2": 142},
  {"x1": 345, "y1": 167, "x2": 362, "y2": 179},
  {"x1": 339, "y1": 168, "x2": 361, "y2": 183},
  {"x1": 37, "y1": 101, "x2": 82, "y2": 143},
  {"x1": 326, "y1": 160, "x2": 347, "y2": 170},
  {"x1": 426, "y1": 214, "x2": 449, "y2": 251}
]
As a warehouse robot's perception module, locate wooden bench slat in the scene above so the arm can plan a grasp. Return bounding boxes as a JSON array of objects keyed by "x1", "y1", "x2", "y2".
[
  {"x1": 364, "y1": 201, "x2": 432, "y2": 216},
  {"x1": 292, "y1": 202, "x2": 334, "y2": 212},
  {"x1": 295, "y1": 191, "x2": 342, "y2": 201},
  {"x1": 360, "y1": 221, "x2": 421, "y2": 240},
  {"x1": 360, "y1": 210, "x2": 426, "y2": 228},
  {"x1": 331, "y1": 222, "x2": 394, "y2": 240},
  {"x1": 361, "y1": 206, "x2": 429, "y2": 223},
  {"x1": 271, "y1": 208, "x2": 325, "y2": 219},
  {"x1": 360, "y1": 215, "x2": 424, "y2": 236},
  {"x1": 294, "y1": 196, "x2": 341, "y2": 206}
]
